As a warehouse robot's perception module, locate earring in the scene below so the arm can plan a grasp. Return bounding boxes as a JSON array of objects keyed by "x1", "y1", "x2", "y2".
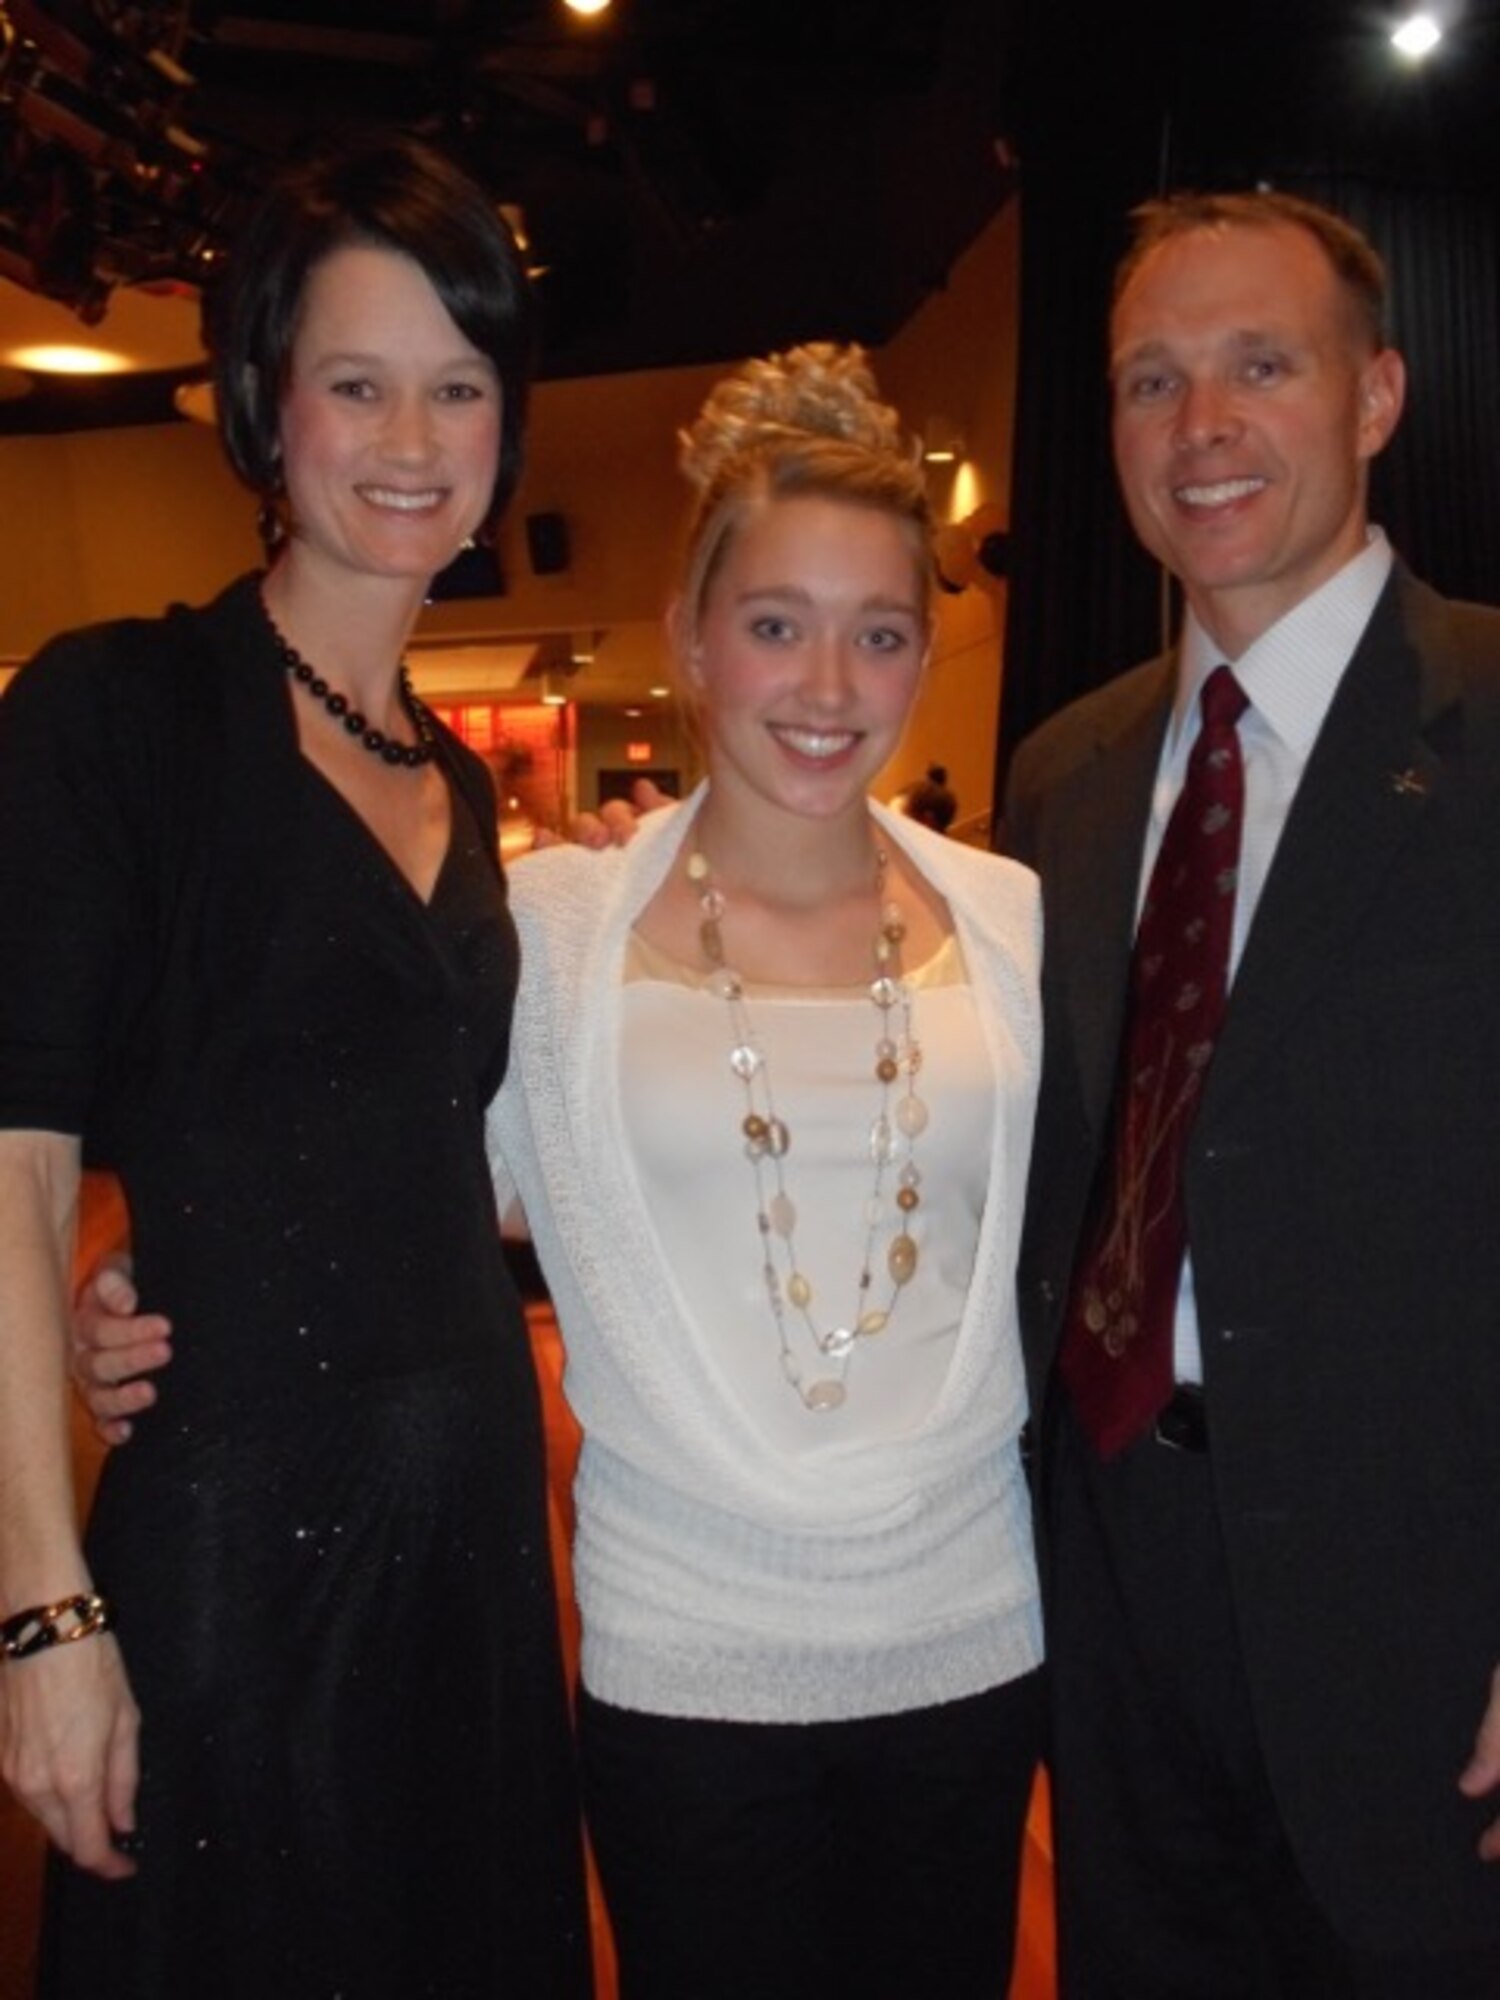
[{"x1": 257, "y1": 498, "x2": 288, "y2": 556}]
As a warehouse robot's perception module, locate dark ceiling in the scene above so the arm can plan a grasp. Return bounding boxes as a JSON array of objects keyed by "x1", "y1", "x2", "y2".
[{"x1": 0, "y1": 0, "x2": 1019, "y2": 433}]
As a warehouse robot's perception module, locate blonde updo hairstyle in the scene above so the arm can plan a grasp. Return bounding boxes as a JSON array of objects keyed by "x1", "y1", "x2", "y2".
[{"x1": 671, "y1": 342, "x2": 932, "y2": 665}]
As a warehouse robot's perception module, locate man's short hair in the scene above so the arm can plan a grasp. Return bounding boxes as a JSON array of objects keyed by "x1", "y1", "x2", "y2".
[{"x1": 1113, "y1": 189, "x2": 1388, "y2": 351}]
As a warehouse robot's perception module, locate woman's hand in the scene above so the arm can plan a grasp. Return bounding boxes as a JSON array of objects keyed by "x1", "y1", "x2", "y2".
[
  {"x1": 70, "y1": 1256, "x2": 172, "y2": 1446},
  {"x1": 0, "y1": 1631, "x2": 140, "y2": 1877}
]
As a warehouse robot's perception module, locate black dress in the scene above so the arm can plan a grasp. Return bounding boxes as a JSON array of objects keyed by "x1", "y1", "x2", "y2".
[{"x1": 0, "y1": 579, "x2": 591, "y2": 1999}]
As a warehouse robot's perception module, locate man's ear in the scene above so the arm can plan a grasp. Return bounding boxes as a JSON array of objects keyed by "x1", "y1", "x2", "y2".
[{"x1": 1356, "y1": 346, "x2": 1406, "y2": 462}]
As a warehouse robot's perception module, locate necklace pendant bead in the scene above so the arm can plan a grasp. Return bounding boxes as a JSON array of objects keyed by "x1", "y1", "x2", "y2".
[
  {"x1": 786, "y1": 1271, "x2": 813, "y2": 1310},
  {"x1": 896, "y1": 1185, "x2": 920, "y2": 1214},
  {"x1": 895, "y1": 1094, "x2": 930, "y2": 1138},
  {"x1": 870, "y1": 975, "x2": 902, "y2": 1010},
  {"x1": 768, "y1": 1192, "x2": 797, "y2": 1236},
  {"x1": 869, "y1": 1115, "x2": 896, "y2": 1164},
  {"x1": 730, "y1": 1042, "x2": 762, "y2": 1080},
  {"x1": 875, "y1": 1055, "x2": 899, "y2": 1083},
  {"x1": 857, "y1": 1310, "x2": 889, "y2": 1336},
  {"x1": 804, "y1": 1379, "x2": 846, "y2": 1413},
  {"x1": 819, "y1": 1325, "x2": 857, "y2": 1358},
  {"x1": 888, "y1": 1234, "x2": 919, "y2": 1285}
]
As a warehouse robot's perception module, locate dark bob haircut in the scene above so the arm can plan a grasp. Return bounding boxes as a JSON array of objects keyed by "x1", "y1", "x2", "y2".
[{"x1": 206, "y1": 131, "x2": 534, "y2": 535}]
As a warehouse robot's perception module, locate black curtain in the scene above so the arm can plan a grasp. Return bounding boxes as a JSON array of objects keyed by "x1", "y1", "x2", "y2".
[{"x1": 997, "y1": 0, "x2": 1500, "y2": 779}]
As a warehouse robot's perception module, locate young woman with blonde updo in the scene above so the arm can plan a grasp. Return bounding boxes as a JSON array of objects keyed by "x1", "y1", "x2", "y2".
[{"x1": 491, "y1": 343, "x2": 1044, "y2": 1998}]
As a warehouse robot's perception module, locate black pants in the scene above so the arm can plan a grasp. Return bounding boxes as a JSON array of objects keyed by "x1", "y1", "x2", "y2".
[
  {"x1": 577, "y1": 1674, "x2": 1044, "y2": 2000},
  {"x1": 1047, "y1": 1404, "x2": 1500, "y2": 1999}
]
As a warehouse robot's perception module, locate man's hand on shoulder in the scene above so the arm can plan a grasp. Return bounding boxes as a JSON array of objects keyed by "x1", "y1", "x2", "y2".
[{"x1": 559, "y1": 777, "x2": 673, "y2": 851}]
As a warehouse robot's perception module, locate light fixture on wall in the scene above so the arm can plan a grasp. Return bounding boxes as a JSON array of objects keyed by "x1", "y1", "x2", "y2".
[
  {"x1": 933, "y1": 504, "x2": 1010, "y2": 596},
  {"x1": 921, "y1": 416, "x2": 965, "y2": 466},
  {"x1": 174, "y1": 377, "x2": 215, "y2": 423}
]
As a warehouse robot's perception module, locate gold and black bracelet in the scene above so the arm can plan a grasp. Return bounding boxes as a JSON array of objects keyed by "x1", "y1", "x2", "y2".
[{"x1": 0, "y1": 1593, "x2": 116, "y2": 1663}]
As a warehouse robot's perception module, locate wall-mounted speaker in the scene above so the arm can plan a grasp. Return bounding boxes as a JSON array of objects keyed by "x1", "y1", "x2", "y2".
[
  {"x1": 427, "y1": 542, "x2": 505, "y2": 602},
  {"x1": 525, "y1": 511, "x2": 571, "y2": 576}
]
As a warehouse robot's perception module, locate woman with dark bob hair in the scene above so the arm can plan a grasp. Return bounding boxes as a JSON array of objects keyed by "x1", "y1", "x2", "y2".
[{"x1": 0, "y1": 133, "x2": 591, "y2": 1996}]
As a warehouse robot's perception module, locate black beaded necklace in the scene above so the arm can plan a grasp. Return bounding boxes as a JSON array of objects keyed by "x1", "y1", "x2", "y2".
[{"x1": 261, "y1": 595, "x2": 437, "y2": 770}]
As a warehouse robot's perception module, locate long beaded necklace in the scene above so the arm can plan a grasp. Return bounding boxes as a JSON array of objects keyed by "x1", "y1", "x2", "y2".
[
  {"x1": 260, "y1": 593, "x2": 436, "y2": 769},
  {"x1": 688, "y1": 839, "x2": 929, "y2": 1413}
]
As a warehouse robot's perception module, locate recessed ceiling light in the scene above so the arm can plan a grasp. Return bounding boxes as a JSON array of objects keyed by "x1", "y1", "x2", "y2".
[
  {"x1": 7, "y1": 343, "x2": 133, "y2": 376},
  {"x1": 1391, "y1": 12, "x2": 1442, "y2": 59}
]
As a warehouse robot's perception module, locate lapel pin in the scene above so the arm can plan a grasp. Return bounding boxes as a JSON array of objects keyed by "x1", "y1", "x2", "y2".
[{"x1": 1389, "y1": 768, "x2": 1428, "y2": 799}]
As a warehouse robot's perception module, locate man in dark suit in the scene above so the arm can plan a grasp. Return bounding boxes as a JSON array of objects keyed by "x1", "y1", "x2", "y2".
[{"x1": 1006, "y1": 190, "x2": 1500, "y2": 1994}]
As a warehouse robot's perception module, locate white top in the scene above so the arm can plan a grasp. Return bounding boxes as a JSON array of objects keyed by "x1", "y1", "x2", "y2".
[
  {"x1": 487, "y1": 790, "x2": 1044, "y2": 1723},
  {"x1": 621, "y1": 934, "x2": 992, "y2": 1455},
  {"x1": 1150, "y1": 529, "x2": 1394, "y2": 1379}
]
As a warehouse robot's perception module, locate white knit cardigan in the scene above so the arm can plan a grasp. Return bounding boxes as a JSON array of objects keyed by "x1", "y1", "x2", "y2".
[{"x1": 487, "y1": 792, "x2": 1045, "y2": 1722}]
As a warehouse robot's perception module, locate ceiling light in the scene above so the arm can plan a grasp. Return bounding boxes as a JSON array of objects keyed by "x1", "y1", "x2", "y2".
[
  {"x1": 564, "y1": 0, "x2": 612, "y2": 16},
  {"x1": 1391, "y1": 12, "x2": 1442, "y2": 58},
  {"x1": 7, "y1": 342, "x2": 132, "y2": 375}
]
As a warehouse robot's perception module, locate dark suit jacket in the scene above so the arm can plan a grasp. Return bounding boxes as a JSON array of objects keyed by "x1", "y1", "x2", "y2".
[{"x1": 1004, "y1": 567, "x2": 1500, "y2": 1954}]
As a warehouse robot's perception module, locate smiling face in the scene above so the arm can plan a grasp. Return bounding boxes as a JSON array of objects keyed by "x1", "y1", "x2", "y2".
[
  {"x1": 274, "y1": 241, "x2": 503, "y2": 592},
  {"x1": 686, "y1": 490, "x2": 930, "y2": 830},
  {"x1": 1110, "y1": 219, "x2": 1405, "y2": 657}
]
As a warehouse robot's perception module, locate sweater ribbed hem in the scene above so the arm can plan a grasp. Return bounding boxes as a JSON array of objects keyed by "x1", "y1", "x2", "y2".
[{"x1": 579, "y1": 1601, "x2": 1044, "y2": 1724}]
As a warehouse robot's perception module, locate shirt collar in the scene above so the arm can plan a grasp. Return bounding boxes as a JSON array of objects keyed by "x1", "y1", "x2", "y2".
[{"x1": 1173, "y1": 529, "x2": 1393, "y2": 762}]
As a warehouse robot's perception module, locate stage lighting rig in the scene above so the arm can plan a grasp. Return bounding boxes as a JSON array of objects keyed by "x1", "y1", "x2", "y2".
[{"x1": 0, "y1": 0, "x2": 222, "y2": 316}]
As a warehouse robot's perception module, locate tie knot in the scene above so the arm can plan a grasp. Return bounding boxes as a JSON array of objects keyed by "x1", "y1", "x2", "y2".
[{"x1": 1200, "y1": 664, "x2": 1248, "y2": 732}]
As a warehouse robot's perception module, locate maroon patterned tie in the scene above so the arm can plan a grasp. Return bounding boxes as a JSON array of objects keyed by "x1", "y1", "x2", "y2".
[{"x1": 1059, "y1": 665, "x2": 1248, "y2": 1457}]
